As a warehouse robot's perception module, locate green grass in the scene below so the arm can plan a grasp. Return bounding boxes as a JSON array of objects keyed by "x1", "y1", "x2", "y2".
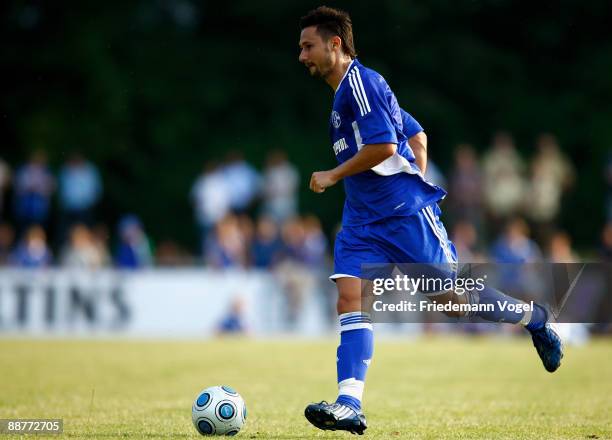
[{"x1": 0, "y1": 337, "x2": 611, "y2": 439}]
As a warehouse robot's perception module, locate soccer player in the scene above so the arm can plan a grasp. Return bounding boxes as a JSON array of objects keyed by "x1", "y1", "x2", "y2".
[{"x1": 298, "y1": 6, "x2": 564, "y2": 435}]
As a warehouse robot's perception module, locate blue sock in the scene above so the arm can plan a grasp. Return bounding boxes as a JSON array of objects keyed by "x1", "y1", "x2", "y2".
[
  {"x1": 335, "y1": 312, "x2": 373, "y2": 412},
  {"x1": 525, "y1": 304, "x2": 548, "y2": 331},
  {"x1": 465, "y1": 286, "x2": 548, "y2": 329}
]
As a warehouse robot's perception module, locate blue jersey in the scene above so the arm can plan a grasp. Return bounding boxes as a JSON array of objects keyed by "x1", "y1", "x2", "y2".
[
  {"x1": 400, "y1": 108, "x2": 424, "y2": 138},
  {"x1": 330, "y1": 59, "x2": 445, "y2": 226}
]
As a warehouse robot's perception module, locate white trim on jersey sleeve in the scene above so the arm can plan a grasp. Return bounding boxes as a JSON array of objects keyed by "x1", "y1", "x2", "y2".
[
  {"x1": 348, "y1": 68, "x2": 371, "y2": 116},
  {"x1": 352, "y1": 121, "x2": 424, "y2": 177},
  {"x1": 335, "y1": 60, "x2": 356, "y2": 94},
  {"x1": 348, "y1": 72, "x2": 366, "y2": 116},
  {"x1": 352, "y1": 121, "x2": 364, "y2": 151},
  {"x1": 353, "y1": 69, "x2": 371, "y2": 113}
]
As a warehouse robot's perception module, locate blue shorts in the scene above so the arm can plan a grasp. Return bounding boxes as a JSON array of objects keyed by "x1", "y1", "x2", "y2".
[{"x1": 331, "y1": 204, "x2": 458, "y2": 284}]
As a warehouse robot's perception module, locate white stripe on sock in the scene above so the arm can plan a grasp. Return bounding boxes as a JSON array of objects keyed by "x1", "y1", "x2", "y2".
[
  {"x1": 339, "y1": 312, "x2": 372, "y2": 333},
  {"x1": 341, "y1": 322, "x2": 373, "y2": 332},
  {"x1": 339, "y1": 312, "x2": 370, "y2": 321},
  {"x1": 338, "y1": 378, "x2": 365, "y2": 401}
]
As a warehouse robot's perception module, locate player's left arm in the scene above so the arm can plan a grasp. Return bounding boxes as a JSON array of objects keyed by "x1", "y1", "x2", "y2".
[
  {"x1": 409, "y1": 131, "x2": 427, "y2": 174},
  {"x1": 400, "y1": 108, "x2": 428, "y2": 174},
  {"x1": 310, "y1": 143, "x2": 396, "y2": 193}
]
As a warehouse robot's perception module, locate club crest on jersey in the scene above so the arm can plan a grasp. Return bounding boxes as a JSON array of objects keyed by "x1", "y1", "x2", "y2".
[{"x1": 331, "y1": 111, "x2": 341, "y2": 128}]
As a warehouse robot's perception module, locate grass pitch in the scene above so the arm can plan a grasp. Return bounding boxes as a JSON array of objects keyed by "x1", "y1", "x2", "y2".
[{"x1": 0, "y1": 336, "x2": 611, "y2": 439}]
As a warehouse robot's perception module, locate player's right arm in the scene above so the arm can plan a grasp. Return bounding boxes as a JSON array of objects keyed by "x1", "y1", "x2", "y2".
[{"x1": 310, "y1": 143, "x2": 396, "y2": 193}]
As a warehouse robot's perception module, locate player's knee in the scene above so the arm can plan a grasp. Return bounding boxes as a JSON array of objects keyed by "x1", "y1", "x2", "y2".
[
  {"x1": 336, "y1": 295, "x2": 361, "y2": 314},
  {"x1": 335, "y1": 278, "x2": 362, "y2": 314},
  {"x1": 429, "y1": 290, "x2": 469, "y2": 318}
]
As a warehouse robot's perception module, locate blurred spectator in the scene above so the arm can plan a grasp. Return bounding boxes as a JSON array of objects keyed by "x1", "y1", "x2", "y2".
[
  {"x1": 13, "y1": 150, "x2": 55, "y2": 232},
  {"x1": 155, "y1": 240, "x2": 192, "y2": 266},
  {"x1": 115, "y1": 215, "x2": 153, "y2": 269},
  {"x1": 448, "y1": 144, "x2": 483, "y2": 226},
  {"x1": 216, "y1": 297, "x2": 248, "y2": 335},
  {"x1": 191, "y1": 161, "x2": 231, "y2": 254},
  {"x1": 482, "y1": 132, "x2": 526, "y2": 221},
  {"x1": 262, "y1": 150, "x2": 299, "y2": 223},
  {"x1": 10, "y1": 225, "x2": 52, "y2": 268},
  {"x1": 0, "y1": 157, "x2": 11, "y2": 220},
  {"x1": 302, "y1": 214, "x2": 328, "y2": 269},
  {"x1": 274, "y1": 217, "x2": 315, "y2": 327},
  {"x1": 61, "y1": 224, "x2": 108, "y2": 269},
  {"x1": 302, "y1": 214, "x2": 334, "y2": 327},
  {"x1": 548, "y1": 231, "x2": 579, "y2": 263},
  {"x1": 252, "y1": 216, "x2": 282, "y2": 268},
  {"x1": 237, "y1": 214, "x2": 255, "y2": 252},
  {"x1": 0, "y1": 222, "x2": 15, "y2": 265},
  {"x1": 91, "y1": 223, "x2": 111, "y2": 259},
  {"x1": 490, "y1": 218, "x2": 541, "y2": 296},
  {"x1": 279, "y1": 217, "x2": 307, "y2": 262},
  {"x1": 423, "y1": 158, "x2": 446, "y2": 190},
  {"x1": 222, "y1": 151, "x2": 261, "y2": 214},
  {"x1": 451, "y1": 221, "x2": 481, "y2": 262},
  {"x1": 58, "y1": 152, "x2": 102, "y2": 233},
  {"x1": 525, "y1": 134, "x2": 575, "y2": 243},
  {"x1": 601, "y1": 222, "x2": 612, "y2": 261},
  {"x1": 205, "y1": 214, "x2": 247, "y2": 268},
  {"x1": 490, "y1": 218, "x2": 541, "y2": 263}
]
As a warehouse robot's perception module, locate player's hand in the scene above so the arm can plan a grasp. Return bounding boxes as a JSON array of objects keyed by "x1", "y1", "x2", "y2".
[{"x1": 310, "y1": 170, "x2": 338, "y2": 193}]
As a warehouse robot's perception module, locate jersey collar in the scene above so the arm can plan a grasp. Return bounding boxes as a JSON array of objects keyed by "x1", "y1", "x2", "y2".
[{"x1": 335, "y1": 59, "x2": 357, "y2": 94}]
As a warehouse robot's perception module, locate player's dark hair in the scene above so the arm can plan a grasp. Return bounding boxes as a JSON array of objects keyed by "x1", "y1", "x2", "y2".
[{"x1": 299, "y1": 6, "x2": 357, "y2": 59}]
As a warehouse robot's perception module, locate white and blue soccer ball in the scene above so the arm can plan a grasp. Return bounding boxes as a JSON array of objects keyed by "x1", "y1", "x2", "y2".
[{"x1": 192, "y1": 385, "x2": 247, "y2": 436}]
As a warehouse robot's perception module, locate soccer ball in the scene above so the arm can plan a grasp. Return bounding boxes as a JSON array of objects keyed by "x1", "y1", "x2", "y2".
[{"x1": 192, "y1": 385, "x2": 247, "y2": 436}]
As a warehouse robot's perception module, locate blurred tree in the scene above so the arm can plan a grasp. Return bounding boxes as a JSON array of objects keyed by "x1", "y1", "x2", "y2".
[{"x1": 1, "y1": 0, "x2": 610, "y2": 250}]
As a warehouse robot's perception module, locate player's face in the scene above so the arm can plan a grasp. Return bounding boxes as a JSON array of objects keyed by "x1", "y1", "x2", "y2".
[{"x1": 298, "y1": 26, "x2": 334, "y2": 79}]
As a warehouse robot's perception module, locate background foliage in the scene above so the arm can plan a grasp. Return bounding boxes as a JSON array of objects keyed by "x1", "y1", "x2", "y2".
[{"x1": 1, "y1": 0, "x2": 610, "y2": 250}]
